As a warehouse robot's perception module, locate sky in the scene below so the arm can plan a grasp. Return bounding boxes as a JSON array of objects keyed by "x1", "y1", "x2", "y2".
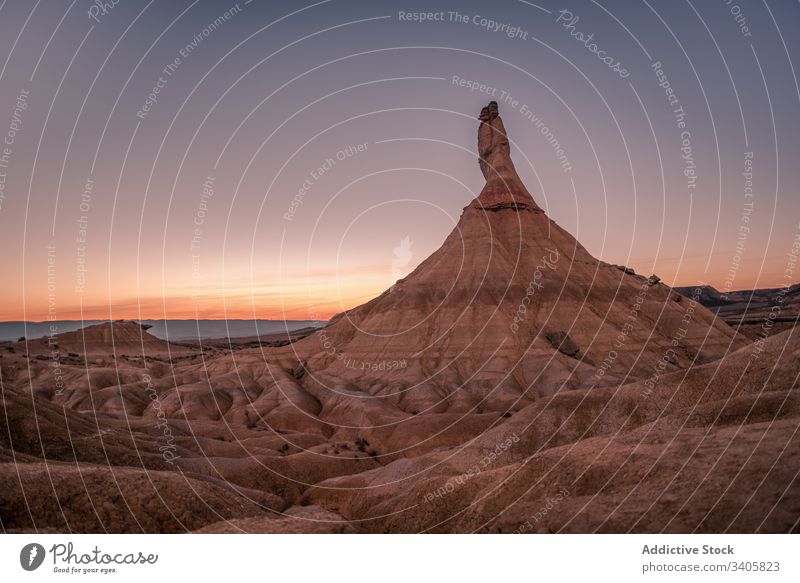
[{"x1": 0, "y1": 0, "x2": 798, "y2": 321}]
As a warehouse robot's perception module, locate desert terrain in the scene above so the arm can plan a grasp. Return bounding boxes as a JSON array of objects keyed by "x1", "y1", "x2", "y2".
[{"x1": 1, "y1": 103, "x2": 798, "y2": 533}]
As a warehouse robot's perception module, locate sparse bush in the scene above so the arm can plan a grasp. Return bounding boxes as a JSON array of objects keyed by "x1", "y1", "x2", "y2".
[
  {"x1": 148, "y1": 362, "x2": 167, "y2": 377},
  {"x1": 0, "y1": 358, "x2": 20, "y2": 382}
]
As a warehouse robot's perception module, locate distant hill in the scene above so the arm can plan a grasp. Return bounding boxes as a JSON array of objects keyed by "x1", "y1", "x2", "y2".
[
  {"x1": 0, "y1": 319, "x2": 324, "y2": 342},
  {"x1": 675, "y1": 284, "x2": 800, "y2": 339}
]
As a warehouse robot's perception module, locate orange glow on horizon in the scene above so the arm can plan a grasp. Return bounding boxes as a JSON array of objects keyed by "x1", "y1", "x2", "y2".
[
  {"x1": 3, "y1": 276, "x2": 391, "y2": 323},
  {"x1": 6, "y1": 268, "x2": 795, "y2": 323}
]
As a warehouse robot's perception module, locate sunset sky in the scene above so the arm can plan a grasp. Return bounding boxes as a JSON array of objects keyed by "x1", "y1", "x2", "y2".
[{"x1": 0, "y1": 0, "x2": 798, "y2": 322}]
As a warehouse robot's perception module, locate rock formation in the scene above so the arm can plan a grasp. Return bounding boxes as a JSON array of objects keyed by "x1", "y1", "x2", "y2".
[
  {"x1": 476, "y1": 101, "x2": 541, "y2": 211},
  {"x1": 3, "y1": 102, "x2": 793, "y2": 535},
  {"x1": 277, "y1": 102, "x2": 748, "y2": 415}
]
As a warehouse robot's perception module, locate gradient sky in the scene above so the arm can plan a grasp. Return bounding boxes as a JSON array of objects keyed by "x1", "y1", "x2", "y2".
[{"x1": 0, "y1": 0, "x2": 798, "y2": 321}]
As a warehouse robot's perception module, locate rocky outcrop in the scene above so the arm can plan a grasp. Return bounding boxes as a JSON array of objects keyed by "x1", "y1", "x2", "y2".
[
  {"x1": 475, "y1": 101, "x2": 541, "y2": 211},
  {"x1": 545, "y1": 330, "x2": 580, "y2": 357},
  {"x1": 275, "y1": 102, "x2": 749, "y2": 414}
]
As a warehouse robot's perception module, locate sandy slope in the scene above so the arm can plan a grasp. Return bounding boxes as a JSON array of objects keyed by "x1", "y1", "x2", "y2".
[{"x1": 302, "y1": 328, "x2": 800, "y2": 533}]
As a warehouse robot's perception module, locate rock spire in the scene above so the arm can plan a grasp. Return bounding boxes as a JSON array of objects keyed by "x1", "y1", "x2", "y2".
[{"x1": 474, "y1": 101, "x2": 541, "y2": 212}]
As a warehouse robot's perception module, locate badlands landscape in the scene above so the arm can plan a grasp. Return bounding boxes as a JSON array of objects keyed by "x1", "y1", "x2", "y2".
[{"x1": 1, "y1": 103, "x2": 798, "y2": 534}]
